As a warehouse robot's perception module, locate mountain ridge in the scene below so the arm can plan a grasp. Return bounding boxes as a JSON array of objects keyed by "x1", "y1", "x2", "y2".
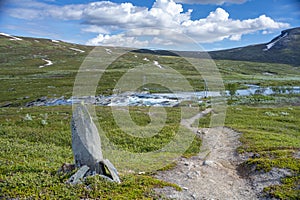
[
  {"x1": 209, "y1": 27, "x2": 300, "y2": 66},
  {"x1": 1, "y1": 27, "x2": 299, "y2": 66}
]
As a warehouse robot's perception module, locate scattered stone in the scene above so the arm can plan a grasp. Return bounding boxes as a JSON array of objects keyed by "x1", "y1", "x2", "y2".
[
  {"x1": 186, "y1": 172, "x2": 194, "y2": 179},
  {"x1": 67, "y1": 165, "x2": 90, "y2": 185},
  {"x1": 0, "y1": 102, "x2": 12, "y2": 108},
  {"x1": 24, "y1": 113, "x2": 32, "y2": 121},
  {"x1": 249, "y1": 167, "x2": 292, "y2": 198},
  {"x1": 197, "y1": 129, "x2": 209, "y2": 136},
  {"x1": 202, "y1": 160, "x2": 218, "y2": 167},
  {"x1": 191, "y1": 194, "x2": 196, "y2": 199},
  {"x1": 251, "y1": 153, "x2": 260, "y2": 158},
  {"x1": 293, "y1": 151, "x2": 300, "y2": 159}
]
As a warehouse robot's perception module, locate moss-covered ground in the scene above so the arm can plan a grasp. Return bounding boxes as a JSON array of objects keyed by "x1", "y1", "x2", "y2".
[{"x1": 0, "y1": 35, "x2": 299, "y2": 199}]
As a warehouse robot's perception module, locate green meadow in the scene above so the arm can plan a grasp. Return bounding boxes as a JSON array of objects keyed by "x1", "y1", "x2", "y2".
[{"x1": 0, "y1": 35, "x2": 299, "y2": 199}]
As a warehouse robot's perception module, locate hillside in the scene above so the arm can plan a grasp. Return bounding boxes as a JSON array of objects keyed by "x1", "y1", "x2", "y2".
[
  {"x1": 209, "y1": 27, "x2": 300, "y2": 66},
  {"x1": 1, "y1": 31, "x2": 300, "y2": 107},
  {"x1": 0, "y1": 31, "x2": 299, "y2": 199}
]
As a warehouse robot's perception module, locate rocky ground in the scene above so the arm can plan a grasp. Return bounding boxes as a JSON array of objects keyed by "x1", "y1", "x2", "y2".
[{"x1": 154, "y1": 109, "x2": 289, "y2": 199}]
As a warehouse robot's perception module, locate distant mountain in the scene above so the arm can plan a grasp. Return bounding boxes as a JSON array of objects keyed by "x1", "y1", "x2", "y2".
[
  {"x1": 132, "y1": 28, "x2": 300, "y2": 66},
  {"x1": 209, "y1": 27, "x2": 300, "y2": 66},
  {"x1": 1, "y1": 27, "x2": 299, "y2": 67}
]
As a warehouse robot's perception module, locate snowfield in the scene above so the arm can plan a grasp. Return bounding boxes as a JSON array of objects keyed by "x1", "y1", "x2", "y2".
[
  {"x1": 0, "y1": 33, "x2": 23, "y2": 41},
  {"x1": 69, "y1": 47, "x2": 85, "y2": 53},
  {"x1": 153, "y1": 60, "x2": 163, "y2": 69},
  {"x1": 39, "y1": 59, "x2": 53, "y2": 68},
  {"x1": 263, "y1": 32, "x2": 288, "y2": 51},
  {"x1": 105, "y1": 48, "x2": 112, "y2": 54}
]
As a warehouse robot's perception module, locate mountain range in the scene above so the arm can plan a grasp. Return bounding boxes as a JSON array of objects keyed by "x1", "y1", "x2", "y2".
[
  {"x1": 209, "y1": 27, "x2": 300, "y2": 66},
  {"x1": 0, "y1": 27, "x2": 299, "y2": 66},
  {"x1": 133, "y1": 27, "x2": 300, "y2": 66}
]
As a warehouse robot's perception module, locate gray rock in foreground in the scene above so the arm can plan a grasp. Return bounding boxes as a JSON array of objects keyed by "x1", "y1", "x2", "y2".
[
  {"x1": 67, "y1": 165, "x2": 90, "y2": 185},
  {"x1": 71, "y1": 104, "x2": 103, "y2": 171},
  {"x1": 70, "y1": 104, "x2": 120, "y2": 183}
]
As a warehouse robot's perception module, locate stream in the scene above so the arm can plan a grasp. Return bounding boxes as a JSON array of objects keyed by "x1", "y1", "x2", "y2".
[{"x1": 25, "y1": 85, "x2": 300, "y2": 107}]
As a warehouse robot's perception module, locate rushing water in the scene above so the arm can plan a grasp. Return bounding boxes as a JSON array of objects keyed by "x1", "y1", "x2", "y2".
[{"x1": 26, "y1": 85, "x2": 300, "y2": 107}]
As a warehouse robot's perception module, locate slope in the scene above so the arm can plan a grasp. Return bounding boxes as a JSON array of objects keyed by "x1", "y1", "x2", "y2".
[{"x1": 209, "y1": 27, "x2": 300, "y2": 66}]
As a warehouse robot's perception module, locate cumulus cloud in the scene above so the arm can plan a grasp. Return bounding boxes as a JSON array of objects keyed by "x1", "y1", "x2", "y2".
[
  {"x1": 6, "y1": 0, "x2": 290, "y2": 49},
  {"x1": 173, "y1": 0, "x2": 248, "y2": 5},
  {"x1": 81, "y1": 25, "x2": 110, "y2": 34},
  {"x1": 86, "y1": 33, "x2": 149, "y2": 48}
]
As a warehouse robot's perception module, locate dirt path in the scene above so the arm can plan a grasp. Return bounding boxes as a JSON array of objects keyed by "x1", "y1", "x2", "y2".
[{"x1": 155, "y1": 109, "x2": 258, "y2": 199}]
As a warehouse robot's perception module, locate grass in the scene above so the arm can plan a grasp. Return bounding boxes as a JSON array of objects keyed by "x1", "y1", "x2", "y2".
[
  {"x1": 0, "y1": 106, "x2": 198, "y2": 199},
  {"x1": 1, "y1": 35, "x2": 300, "y2": 106},
  {"x1": 2, "y1": 104, "x2": 298, "y2": 199},
  {"x1": 1, "y1": 35, "x2": 300, "y2": 199},
  {"x1": 216, "y1": 59, "x2": 300, "y2": 87}
]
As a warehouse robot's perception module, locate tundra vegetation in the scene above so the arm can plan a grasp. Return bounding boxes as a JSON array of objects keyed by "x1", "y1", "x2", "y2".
[{"x1": 0, "y1": 35, "x2": 299, "y2": 199}]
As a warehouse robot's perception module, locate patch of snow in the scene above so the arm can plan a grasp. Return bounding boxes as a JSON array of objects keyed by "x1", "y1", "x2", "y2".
[
  {"x1": 69, "y1": 47, "x2": 85, "y2": 53},
  {"x1": 34, "y1": 40, "x2": 40, "y2": 43},
  {"x1": 0, "y1": 32, "x2": 23, "y2": 41},
  {"x1": 39, "y1": 59, "x2": 53, "y2": 68},
  {"x1": 264, "y1": 42, "x2": 276, "y2": 51},
  {"x1": 134, "y1": 55, "x2": 138, "y2": 58},
  {"x1": 105, "y1": 48, "x2": 112, "y2": 54},
  {"x1": 153, "y1": 60, "x2": 163, "y2": 69},
  {"x1": 262, "y1": 72, "x2": 275, "y2": 76},
  {"x1": 143, "y1": 57, "x2": 149, "y2": 61},
  {"x1": 263, "y1": 32, "x2": 288, "y2": 51},
  {"x1": 52, "y1": 40, "x2": 59, "y2": 43}
]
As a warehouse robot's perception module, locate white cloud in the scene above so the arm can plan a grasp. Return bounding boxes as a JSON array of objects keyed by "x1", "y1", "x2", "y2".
[
  {"x1": 86, "y1": 33, "x2": 149, "y2": 48},
  {"x1": 7, "y1": 0, "x2": 290, "y2": 49},
  {"x1": 8, "y1": 8, "x2": 43, "y2": 20},
  {"x1": 47, "y1": 4, "x2": 84, "y2": 20},
  {"x1": 180, "y1": 8, "x2": 289, "y2": 43},
  {"x1": 230, "y1": 34, "x2": 242, "y2": 41},
  {"x1": 173, "y1": 0, "x2": 248, "y2": 5},
  {"x1": 81, "y1": 25, "x2": 110, "y2": 34},
  {"x1": 6, "y1": 0, "x2": 85, "y2": 20},
  {"x1": 82, "y1": 2, "x2": 150, "y2": 28}
]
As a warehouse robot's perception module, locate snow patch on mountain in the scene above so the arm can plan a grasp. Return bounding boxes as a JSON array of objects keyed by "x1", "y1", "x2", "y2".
[
  {"x1": 52, "y1": 40, "x2": 60, "y2": 43},
  {"x1": 153, "y1": 60, "x2": 163, "y2": 69},
  {"x1": 0, "y1": 33, "x2": 23, "y2": 41},
  {"x1": 69, "y1": 47, "x2": 85, "y2": 53},
  {"x1": 263, "y1": 32, "x2": 288, "y2": 51},
  {"x1": 143, "y1": 57, "x2": 149, "y2": 61},
  {"x1": 105, "y1": 48, "x2": 112, "y2": 54},
  {"x1": 39, "y1": 59, "x2": 53, "y2": 68}
]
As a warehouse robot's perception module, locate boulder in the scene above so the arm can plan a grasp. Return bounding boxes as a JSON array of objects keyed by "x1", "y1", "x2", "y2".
[
  {"x1": 70, "y1": 104, "x2": 121, "y2": 183},
  {"x1": 71, "y1": 104, "x2": 103, "y2": 171}
]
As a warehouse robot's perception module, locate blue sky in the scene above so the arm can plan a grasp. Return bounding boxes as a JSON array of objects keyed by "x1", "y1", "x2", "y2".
[{"x1": 0, "y1": 0, "x2": 299, "y2": 51}]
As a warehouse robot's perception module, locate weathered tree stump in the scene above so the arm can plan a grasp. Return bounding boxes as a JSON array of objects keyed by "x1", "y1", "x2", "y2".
[{"x1": 67, "y1": 104, "x2": 120, "y2": 184}]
